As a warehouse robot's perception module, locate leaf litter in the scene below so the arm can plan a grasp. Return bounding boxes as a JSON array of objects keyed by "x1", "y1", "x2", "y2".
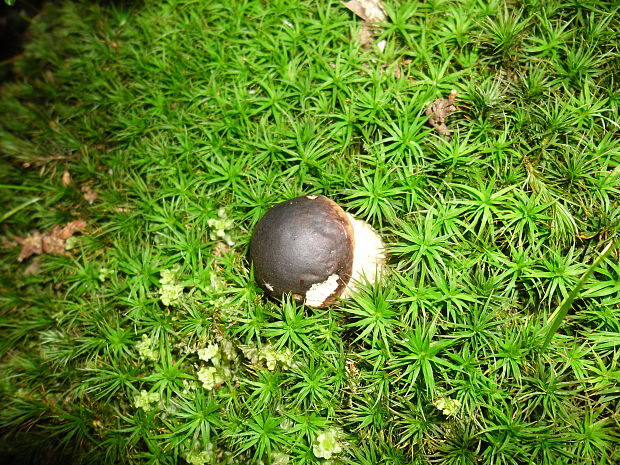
[
  {"x1": 343, "y1": 0, "x2": 387, "y2": 50},
  {"x1": 81, "y1": 184, "x2": 98, "y2": 204},
  {"x1": 9, "y1": 219, "x2": 87, "y2": 262},
  {"x1": 426, "y1": 90, "x2": 458, "y2": 137},
  {"x1": 62, "y1": 170, "x2": 72, "y2": 187}
]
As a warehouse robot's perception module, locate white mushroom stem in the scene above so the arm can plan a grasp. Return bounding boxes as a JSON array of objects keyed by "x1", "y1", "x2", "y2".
[
  {"x1": 340, "y1": 213, "x2": 386, "y2": 299},
  {"x1": 305, "y1": 274, "x2": 340, "y2": 308},
  {"x1": 304, "y1": 214, "x2": 386, "y2": 307}
]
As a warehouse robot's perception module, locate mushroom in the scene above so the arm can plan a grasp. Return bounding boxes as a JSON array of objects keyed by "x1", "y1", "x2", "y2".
[{"x1": 249, "y1": 195, "x2": 385, "y2": 307}]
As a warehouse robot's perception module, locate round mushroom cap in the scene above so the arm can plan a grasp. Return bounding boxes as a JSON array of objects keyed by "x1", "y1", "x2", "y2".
[{"x1": 249, "y1": 195, "x2": 354, "y2": 306}]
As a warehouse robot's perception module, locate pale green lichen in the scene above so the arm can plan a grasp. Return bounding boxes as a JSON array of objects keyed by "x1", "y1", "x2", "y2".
[
  {"x1": 271, "y1": 451, "x2": 290, "y2": 465},
  {"x1": 64, "y1": 236, "x2": 79, "y2": 251},
  {"x1": 219, "y1": 338, "x2": 236, "y2": 361},
  {"x1": 159, "y1": 268, "x2": 184, "y2": 306},
  {"x1": 279, "y1": 418, "x2": 293, "y2": 432},
  {"x1": 240, "y1": 344, "x2": 294, "y2": 371},
  {"x1": 97, "y1": 266, "x2": 114, "y2": 282},
  {"x1": 239, "y1": 344, "x2": 260, "y2": 365},
  {"x1": 136, "y1": 334, "x2": 158, "y2": 362},
  {"x1": 197, "y1": 343, "x2": 220, "y2": 365},
  {"x1": 433, "y1": 395, "x2": 461, "y2": 417},
  {"x1": 134, "y1": 390, "x2": 160, "y2": 412},
  {"x1": 184, "y1": 443, "x2": 216, "y2": 465},
  {"x1": 207, "y1": 208, "x2": 235, "y2": 245},
  {"x1": 312, "y1": 428, "x2": 342, "y2": 459},
  {"x1": 261, "y1": 346, "x2": 294, "y2": 371},
  {"x1": 197, "y1": 366, "x2": 225, "y2": 390},
  {"x1": 195, "y1": 339, "x2": 238, "y2": 391}
]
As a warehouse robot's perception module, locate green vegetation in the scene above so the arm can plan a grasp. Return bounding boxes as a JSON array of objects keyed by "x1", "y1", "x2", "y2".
[{"x1": 1, "y1": 0, "x2": 619, "y2": 464}]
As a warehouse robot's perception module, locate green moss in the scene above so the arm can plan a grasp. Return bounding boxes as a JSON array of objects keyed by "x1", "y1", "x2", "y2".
[{"x1": 0, "y1": 0, "x2": 619, "y2": 464}]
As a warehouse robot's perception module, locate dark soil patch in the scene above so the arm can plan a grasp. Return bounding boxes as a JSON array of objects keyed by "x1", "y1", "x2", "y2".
[{"x1": 0, "y1": 0, "x2": 46, "y2": 81}]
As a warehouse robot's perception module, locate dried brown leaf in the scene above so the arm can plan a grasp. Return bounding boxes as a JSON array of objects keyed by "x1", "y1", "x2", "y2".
[
  {"x1": 357, "y1": 23, "x2": 376, "y2": 49},
  {"x1": 81, "y1": 184, "x2": 98, "y2": 204},
  {"x1": 213, "y1": 242, "x2": 231, "y2": 257},
  {"x1": 62, "y1": 170, "x2": 72, "y2": 186},
  {"x1": 1, "y1": 237, "x2": 18, "y2": 248},
  {"x1": 41, "y1": 231, "x2": 67, "y2": 255},
  {"x1": 343, "y1": 0, "x2": 386, "y2": 22},
  {"x1": 13, "y1": 219, "x2": 87, "y2": 262},
  {"x1": 426, "y1": 90, "x2": 458, "y2": 137},
  {"x1": 57, "y1": 219, "x2": 87, "y2": 239},
  {"x1": 15, "y1": 233, "x2": 44, "y2": 261},
  {"x1": 343, "y1": 0, "x2": 387, "y2": 49},
  {"x1": 394, "y1": 62, "x2": 402, "y2": 78}
]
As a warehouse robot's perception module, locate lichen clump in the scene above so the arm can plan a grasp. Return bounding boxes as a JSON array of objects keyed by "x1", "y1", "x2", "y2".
[
  {"x1": 207, "y1": 208, "x2": 235, "y2": 246},
  {"x1": 133, "y1": 390, "x2": 160, "y2": 412},
  {"x1": 159, "y1": 267, "x2": 184, "y2": 306},
  {"x1": 312, "y1": 428, "x2": 343, "y2": 459}
]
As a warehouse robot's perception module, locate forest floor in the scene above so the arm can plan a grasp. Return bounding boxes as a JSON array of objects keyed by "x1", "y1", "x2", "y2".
[{"x1": 0, "y1": 1, "x2": 619, "y2": 464}]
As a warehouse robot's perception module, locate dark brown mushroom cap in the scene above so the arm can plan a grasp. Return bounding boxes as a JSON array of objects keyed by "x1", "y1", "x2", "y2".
[{"x1": 249, "y1": 195, "x2": 354, "y2": 304}]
